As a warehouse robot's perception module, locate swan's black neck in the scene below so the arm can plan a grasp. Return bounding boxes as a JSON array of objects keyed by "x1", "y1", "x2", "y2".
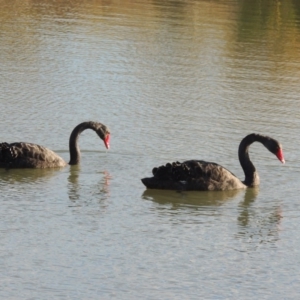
[
  {"x1": 68, "y1": 122, "x2": 95, "y2": 165},
  {"x1": 238, "y1": 133, "x2": 265, "y2": 187}
]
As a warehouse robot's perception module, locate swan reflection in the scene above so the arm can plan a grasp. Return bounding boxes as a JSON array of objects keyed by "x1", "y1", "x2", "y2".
[
  {"x1": 67, "y1": 165, "x2": 81, "y2": 201},
  {"x1": 0, "y1": 167, "x2": 59, "y2": 184},
  {"x1": 236, "y1": 187, "x2": 282, "y2": 246},
  {"x1": 68, "y1": 167, "x2": 111, "y2": 205},
  {"x1": 142, "y1": 188, "x2": 242, "y2": 210},
  {"x1": 237, "y1": 187, "x2": 260, "y2": 227}
]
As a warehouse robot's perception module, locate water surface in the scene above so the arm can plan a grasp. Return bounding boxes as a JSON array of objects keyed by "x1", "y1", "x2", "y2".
[{"x1": 1, "y1": 0, "x2": 300, "y2": 298}]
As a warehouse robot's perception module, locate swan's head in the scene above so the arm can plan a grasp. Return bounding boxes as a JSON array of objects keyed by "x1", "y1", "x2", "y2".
[
  {"x1": 264, "y1": 138, "x2": 285, "y2": 164},
  {"x1": 95, "y1": 123, "x2": 110, "y2": 149}
]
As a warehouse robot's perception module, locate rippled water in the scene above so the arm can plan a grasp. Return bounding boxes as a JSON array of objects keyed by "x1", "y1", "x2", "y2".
[{"x1": 1, "y1": 0, "x2": 300, "y2": 298}]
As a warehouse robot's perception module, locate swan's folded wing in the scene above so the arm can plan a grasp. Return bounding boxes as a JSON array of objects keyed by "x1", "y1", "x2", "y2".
[
  {"x1": 142, "y1": 160, "x2": 245, "y2": 191},
  {"x1": 183, "y1": 160, "x2": 245, "y2": 190},
  {"x1": 1, "y1": 142, "x2": 67, "y2": 168}
]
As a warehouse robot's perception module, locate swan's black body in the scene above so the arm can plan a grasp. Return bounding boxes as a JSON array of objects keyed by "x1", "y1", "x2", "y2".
[
  {"x1": 141, "y1": 134, "x2": 285, "y2": 191},
  {"x1": 0, "y1": 121, "x2": 110, "y2": 169}
]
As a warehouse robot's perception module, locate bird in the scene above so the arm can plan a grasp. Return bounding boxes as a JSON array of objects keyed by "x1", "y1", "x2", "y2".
[
  {"x1": 0, "y1": 121, "x2": 110, "y2": 169},
  {"x1": 141, "y1": 133, "x2": 285, "y2": 191}
]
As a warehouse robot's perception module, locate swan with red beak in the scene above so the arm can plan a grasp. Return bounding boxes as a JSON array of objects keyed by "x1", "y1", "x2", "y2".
[
  {"x1": 1, "y1": 121, "x2": 110, "y2": 168},
  {"x1": 141, "y1": 133, "x2": 285, "y2": 191}
]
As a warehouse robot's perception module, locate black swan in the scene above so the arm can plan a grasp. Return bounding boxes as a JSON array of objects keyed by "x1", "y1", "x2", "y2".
[
  {"x1": 141, "y1": 133, "x2": 285, "y2": 191},
  {"x1": 0, "y1": 121, "x2": 110, "y2": 169}
]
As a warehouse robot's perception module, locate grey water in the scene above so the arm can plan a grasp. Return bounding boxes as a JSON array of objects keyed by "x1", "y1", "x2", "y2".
[{"x1": 1, "y1": 0, "x2": 300, "y2": 298}]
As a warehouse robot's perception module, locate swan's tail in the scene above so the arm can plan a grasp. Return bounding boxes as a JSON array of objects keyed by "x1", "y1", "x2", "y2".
[{"x1": 141, "y1": 161, "x2": 205, "y2": 190}]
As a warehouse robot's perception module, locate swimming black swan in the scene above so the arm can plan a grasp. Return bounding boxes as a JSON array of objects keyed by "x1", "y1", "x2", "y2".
[
  {"x1": 141, "y1": 133, "x2": 285, "y2": 191},
  {"x1": 0, "y1": 121, "x2": 110, "y2": 168}
]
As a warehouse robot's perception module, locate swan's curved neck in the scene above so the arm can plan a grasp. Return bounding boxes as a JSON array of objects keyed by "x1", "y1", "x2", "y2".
[
  {"x1": 69, "y1": 122, "x2": 92, "y2": 165},
  {"x1": 238, "y1": 133, "x2": 264, "y2": 187}
]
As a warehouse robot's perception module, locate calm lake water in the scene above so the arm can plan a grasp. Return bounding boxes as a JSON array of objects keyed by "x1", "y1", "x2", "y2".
[{"x1": 1, "y1": 0, "x2": 300, "y2": 298}]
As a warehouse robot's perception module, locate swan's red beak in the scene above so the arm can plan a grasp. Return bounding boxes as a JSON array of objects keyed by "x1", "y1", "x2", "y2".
[
  {"x1": 276, "y1": 148, "x2": 285, "y2": 164},
  {"x1": 104, "y1": 134, "x2": 110, "y2": 149}
]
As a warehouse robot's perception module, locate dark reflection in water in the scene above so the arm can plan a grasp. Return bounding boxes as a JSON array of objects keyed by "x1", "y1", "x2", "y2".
[
  {"x1": 237, "y1": 187, "x2": 260, "y2": 227},
  {"x1": 0, "y1": 167, "x2": 60, "y2": 184},
  {"x1": 142, "y1": 188, "x2": 242, "y2": 210},
  {"x1": 0, "y1": 168, "x2": 63, "y2": 202},
  {"x1": 236, "y1": 187, "x2": 282, "y2": 246},
  {"x1": 67, "y1": 166, "x2": 111, "y2": 205},
  {"x1": 144, "y1": 187, "x2": 282, "y2": 246},
  {"x1": 67, "y1": 165, "x2": 81, "y2": 201}
]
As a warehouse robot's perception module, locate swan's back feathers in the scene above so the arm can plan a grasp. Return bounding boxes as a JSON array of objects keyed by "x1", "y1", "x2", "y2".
[
  {"x1": 0, "y1": 142, "x2": 67, "y2": 168},
  {"x1": 141, "y1": 160, "x2": 246, "y2": 191}
]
